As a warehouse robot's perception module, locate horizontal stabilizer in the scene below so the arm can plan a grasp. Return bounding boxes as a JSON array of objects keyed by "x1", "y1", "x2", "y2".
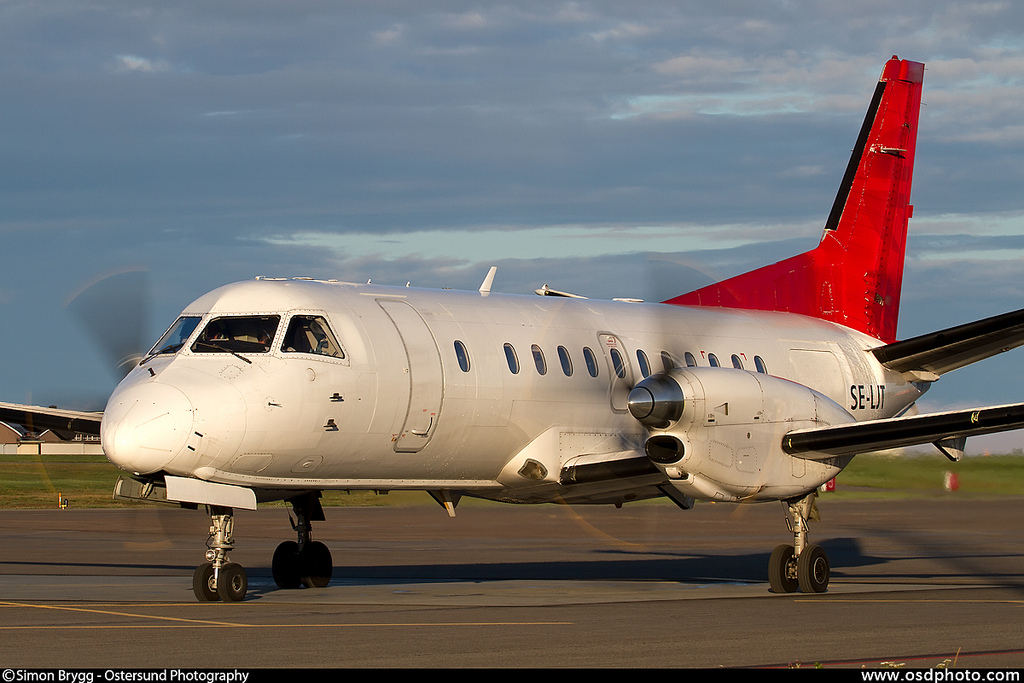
[
  {"x1": 0, "y1": 401, "x2": 103, "y2": 436},
  {"x1": 871, "y1": 307, "x2": 1024, "y2": 378},
  {"x1": 782, "y1": 402, "x2": 1024, "y2": 459}
]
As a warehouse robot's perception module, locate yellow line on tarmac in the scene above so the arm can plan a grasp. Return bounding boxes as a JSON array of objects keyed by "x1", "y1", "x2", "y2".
[
  {"x1": 796, "y1": 598, "x2": 1024, "y2": 604},
  {"x1": 0, "y1": 601, "x2": 245, "y2": 627},
  {"x1": 0, "y1": 621, "x2": 571, "y2": 630},
  {"x1": 0, "y1": 601, "x2": 571, "y2": 629}
]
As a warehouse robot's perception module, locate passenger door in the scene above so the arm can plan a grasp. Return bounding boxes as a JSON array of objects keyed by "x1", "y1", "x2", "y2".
[{"x1": 378, "y1": 299, "x2": 444, "y2": 452}]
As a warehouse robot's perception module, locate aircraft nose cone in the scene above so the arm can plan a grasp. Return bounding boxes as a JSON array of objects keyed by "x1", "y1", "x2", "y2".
[{"x1": 102, "y1": 382, "x2": 195, "y2": 475}]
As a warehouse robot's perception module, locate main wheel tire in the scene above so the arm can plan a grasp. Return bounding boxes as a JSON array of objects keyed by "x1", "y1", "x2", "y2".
[
  {"x1": 217, "y1": 562, "x2": 248, "y2": 602},
  {"x1": 797, "y1": 544, "x2": 830, "y2": 593},
  {"x1": 300, "y1": 541, "x2": 333, "y2": 588},
  {"x1": 768, "y1": 544, "x2": 799, "y2": 593},
  {"x1": 192, "y1": 562, "x2": 220, "y2": 602},
  {"x1": 273, "y1": 541, "x2": 302, "y2": 589}
]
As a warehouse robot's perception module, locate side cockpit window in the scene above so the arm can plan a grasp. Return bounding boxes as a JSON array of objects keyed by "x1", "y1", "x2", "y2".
[
  {"x1": 282, "y1": 315, "x2": 345, "y2": 359},
  {"x1": 149, "y1": 316, "x2": 202, "y2": 357},
  {"x1": 192, "y1": 316, "x2": 280, "y2": 354}
]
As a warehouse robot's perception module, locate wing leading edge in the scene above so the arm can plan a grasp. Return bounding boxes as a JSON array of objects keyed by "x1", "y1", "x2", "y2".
[
  {"x1": 0, "y1": 401, "x2": 103, "y2": 437},
  {"x1": 782, "y1": 402, "x2": 1024, "y2": 461}
]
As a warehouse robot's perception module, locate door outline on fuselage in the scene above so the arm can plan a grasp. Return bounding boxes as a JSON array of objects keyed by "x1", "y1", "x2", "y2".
[
  {"x1": 377, "y1": 299, "x2": 444, "y2": 452},
  {"x1": 597, "y1": 332, "x2": 633, "y2": 412}
]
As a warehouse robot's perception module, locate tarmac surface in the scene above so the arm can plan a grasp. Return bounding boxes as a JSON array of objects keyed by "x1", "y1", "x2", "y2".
[{"x1": 1, "y1": 495, "x2": 1023, "y2": 668}]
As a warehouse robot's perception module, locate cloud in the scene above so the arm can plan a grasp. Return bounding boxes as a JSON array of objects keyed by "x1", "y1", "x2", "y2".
[
  {"x1": 373, "y1": 25, "x2": 405, "y2": 45},
  {"x1": 112, "y1": 54, "x2": 172, "y2": 73}
]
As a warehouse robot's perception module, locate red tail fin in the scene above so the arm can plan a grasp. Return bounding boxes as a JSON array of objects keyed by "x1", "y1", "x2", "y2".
[{"x1": 664, "y1": 57, "x2": 924, "y2": 343}]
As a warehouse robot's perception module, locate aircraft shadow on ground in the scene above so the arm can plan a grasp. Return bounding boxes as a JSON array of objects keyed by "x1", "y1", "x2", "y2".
[
  {"x1": 260, "y1": 536, "x2": 1024, "y2": 587},
  {"x1": 5, "y1": 535, "x2": 1024, "y2": 597},
  {"x1": 317, "y1": 537, "x2": 863, "y2": 583}
]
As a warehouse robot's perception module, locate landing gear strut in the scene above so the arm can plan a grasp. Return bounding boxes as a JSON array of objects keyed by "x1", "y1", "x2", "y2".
[
  {"x1": 272, "y1": 492, "x2": 333, "y2": 589},
  {"x1": 193, "y1": 505, "x2": 248, "y2": 602},
  {"x1": 768, "y1": 491, "x2": 830, "y2": 593}
]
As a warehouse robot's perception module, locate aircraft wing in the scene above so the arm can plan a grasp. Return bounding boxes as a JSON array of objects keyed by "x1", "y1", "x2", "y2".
[
  {"x1": 782, "y1": 402, "x2": 1024, "y2": 460},
  {"x1": 0, "y1": 401, "x2": 103, "y2": 436},
  {"x1": 871, "y1": 307, "x2": 1024, "y2": 379}
]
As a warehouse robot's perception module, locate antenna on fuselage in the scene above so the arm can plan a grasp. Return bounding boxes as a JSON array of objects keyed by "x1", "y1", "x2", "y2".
[
  {"x1": 534, "y1": 284, "x2": 587, "y2": 299},
  {"x1": 478, "y1": 266, "x2": 497, "y2": 295}
]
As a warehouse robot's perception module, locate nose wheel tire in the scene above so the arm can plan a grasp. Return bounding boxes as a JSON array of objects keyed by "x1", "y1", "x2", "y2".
[
  {"x1": 192, "y1": 562, "x2": 220, "y2": 602},
  {"x1": 217, "y1": 562, "x2": 248, "y2": 602},
  {"x1": 192, "y1": 561, "x2": 248, "y2": 602}
]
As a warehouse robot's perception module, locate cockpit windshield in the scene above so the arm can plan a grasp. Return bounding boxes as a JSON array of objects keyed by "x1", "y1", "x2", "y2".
[
  {"x1": 148, "y1": 316, "x2": 202, "y2": 357},
  {"x1": 281, "y1": 315, "x2": 345, "y2": 358},
  {"x1": 191, "y1": 316, "x2": 281, "y2": 355}
]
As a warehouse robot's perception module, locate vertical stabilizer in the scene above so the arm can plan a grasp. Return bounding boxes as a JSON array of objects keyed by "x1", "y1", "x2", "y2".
[{"x1": 664, "y1": 57, "x2": 924, "y2": 343}]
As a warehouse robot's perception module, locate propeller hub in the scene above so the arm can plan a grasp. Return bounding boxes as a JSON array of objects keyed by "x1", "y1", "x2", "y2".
[
  {"x1": 627, "y1": 373, "x2": 684, "y2": 428},
  {"x1": 627, "y1": 385, "x2": 656, "y2": 420}
]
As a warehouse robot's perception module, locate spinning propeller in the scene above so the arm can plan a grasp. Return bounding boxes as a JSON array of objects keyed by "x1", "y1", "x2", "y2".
[{"x1": 65, "y1": 268, "x2": 151, "y2": 376}]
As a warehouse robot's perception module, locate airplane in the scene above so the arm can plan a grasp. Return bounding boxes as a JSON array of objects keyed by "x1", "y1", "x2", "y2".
[{"x1": 7, "y1": 55, "x2": 1024, "y2": 602}]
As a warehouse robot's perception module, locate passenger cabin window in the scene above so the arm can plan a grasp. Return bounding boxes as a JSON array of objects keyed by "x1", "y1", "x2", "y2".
[
  {"x1": 583, "y1": 347, "x2": 599, "y2": 377},
  {"x1": 504, "y1": 343, "x2": 520, "y2": 374},
  {"x1": 708, "y1": 353, "x2": 720, "y2": 367},
  {"x1": 731, "y1": 354, "x2": 743, "y2": 370},
  {"x1": 684, "y1": 352, "x2": 697, "y2": 368},
  {"x1": 454, "y1": 340, "x2": 471, "y2": 372},
  {"x1": 281, "y1": 315, "x2": 344, "y2": 358},
  {"x1": 531, "y1": 344, "x2": 547, "y2": 375},
  {"x1": 149, "y1": 316, "x2": 201, "y2": 357},
  {"x1": 636, "y1": 349, "x2": 651, "y2": 378},
  {"x1": 754, "y1": 355, "x2": 768, "y2": 374},
  {"x1": 610, "y1": 348, "x2": 626, "y2": 379},
  {"x1": 557, "y1": 346, "x2": 573, "y2": 376},
  {"x1": 192, "y1": 316, "x2": 280, "y2": 354},
  {"x1": 663, "y1": 351, "x2": 677, "y2": 371}
]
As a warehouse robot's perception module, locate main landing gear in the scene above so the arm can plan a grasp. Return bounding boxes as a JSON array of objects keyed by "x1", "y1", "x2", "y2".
[
  {"x1": 190, "y1": 493, "x2": 335, "y2": 602},
  {"x1": 271, "y1": 493, "x2": 334, "y2": 590},
  {"x1": 768, "y1": 491, "x2": 830, "y2": 594}
]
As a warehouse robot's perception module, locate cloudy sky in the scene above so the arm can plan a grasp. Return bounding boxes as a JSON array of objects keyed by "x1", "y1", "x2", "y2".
[{"x1": 4, "y1": 1, "x2": 1024, "y2": 453}]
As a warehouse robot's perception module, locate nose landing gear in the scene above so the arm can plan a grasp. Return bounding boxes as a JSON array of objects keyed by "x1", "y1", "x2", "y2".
[
  {"x1": 768, "y1": 491, "x2": 830, "y2": 594},
  {"x1": 193, "y1": 506, "x2": 248, "y2": 602}
]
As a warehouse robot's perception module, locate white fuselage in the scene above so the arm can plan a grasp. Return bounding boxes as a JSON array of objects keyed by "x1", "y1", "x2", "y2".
[{"x1": 101, "y1": 278, "x2": 926, "y2": 505}]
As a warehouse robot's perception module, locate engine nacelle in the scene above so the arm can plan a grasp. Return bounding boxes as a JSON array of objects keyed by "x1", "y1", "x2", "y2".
[{"x1": 629, "y1": 368, "x2": 855, "y2": 502}]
